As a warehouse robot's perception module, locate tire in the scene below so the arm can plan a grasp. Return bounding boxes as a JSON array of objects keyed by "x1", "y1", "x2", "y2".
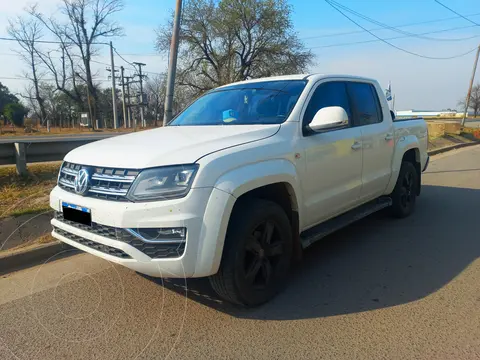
[
  {"x1": 209, "y1": 198, "x2": 293, "y2": 307},
  {"x1": 390, "y1": 161, "x2": 419, "y2": 218}
]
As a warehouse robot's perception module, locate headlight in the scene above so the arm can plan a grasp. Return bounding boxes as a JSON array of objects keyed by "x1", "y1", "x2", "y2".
[{"x1": 127, "y1": 164, "x2": 198, "y2": 201}]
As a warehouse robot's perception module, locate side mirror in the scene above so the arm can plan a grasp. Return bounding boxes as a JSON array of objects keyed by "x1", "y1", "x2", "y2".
[
  {"x1": 309, "y1": 106, "x2": 349, "y2": 133},
  {"x1": 390, "y1": 110, "x2": 396, "y2": 121}
]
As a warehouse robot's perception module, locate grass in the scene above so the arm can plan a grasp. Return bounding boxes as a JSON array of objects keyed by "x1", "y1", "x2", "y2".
[
  {"x1": 0, "y1": 162, "x2": 60, "y2": 219},
  {"x1": 0, "y1": 125, "x2": 152, "y2": 137},
  {"x1": 1, "y1": 234, "x2": 56, "y2": 255}
]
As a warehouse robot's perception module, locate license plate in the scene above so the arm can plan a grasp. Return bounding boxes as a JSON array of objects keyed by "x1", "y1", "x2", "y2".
[{"x1": 61, "y1": 201, "x2": 92, "y2": 226}]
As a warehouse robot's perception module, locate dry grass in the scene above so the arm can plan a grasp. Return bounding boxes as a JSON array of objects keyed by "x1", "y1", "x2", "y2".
[
  {"x1": 428, "y1": 133, "x2": 479, "y2": 151},
  {"x1": 0, "y1": 162, "x2": 60, "y2": 219},
  {"x1": 0, "y1": 125, "x2": 152, "y2": 137},
  {"x1": 2, "y1": 234, "x2": 56, "y2": 255}
]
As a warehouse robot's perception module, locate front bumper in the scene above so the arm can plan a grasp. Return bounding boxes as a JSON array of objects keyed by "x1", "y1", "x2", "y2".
[{"x1": 50, "y1": 185, "x2": 236, "y2": 278}]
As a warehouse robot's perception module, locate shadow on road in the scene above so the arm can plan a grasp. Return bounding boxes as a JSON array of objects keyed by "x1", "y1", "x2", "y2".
[{"x1": 145, "y1": 185, "x2": 480, "y2": 320}]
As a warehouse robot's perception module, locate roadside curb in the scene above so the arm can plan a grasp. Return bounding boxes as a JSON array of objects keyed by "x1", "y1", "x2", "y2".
[
  {"x1": 428, "y1": 141, "x2": 480, "y2": 156},
  {"x1": 0, "y1": 241, "x2": 80, "y2": 275}
]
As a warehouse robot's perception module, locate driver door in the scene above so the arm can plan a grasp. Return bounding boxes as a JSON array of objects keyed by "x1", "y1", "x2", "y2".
[{"x1": 299, "y1": 81, "x2": 363, "y2": 227}]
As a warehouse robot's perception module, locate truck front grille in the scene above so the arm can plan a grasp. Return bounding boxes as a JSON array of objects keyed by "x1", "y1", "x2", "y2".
[
  {"x1": 53, "y1": 226, "x2": 132, "y2": 259},
  {"x1": 58, "y1": 161, "x2": 140, "y2": 201},
  {"x1": 54, "y1": 212, "x2": 185, "y2": 259}
]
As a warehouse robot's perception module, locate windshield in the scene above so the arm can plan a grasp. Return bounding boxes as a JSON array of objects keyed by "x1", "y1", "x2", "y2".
[{"x1": 169, "y1": 80, "x2": 307, "y2": 126}]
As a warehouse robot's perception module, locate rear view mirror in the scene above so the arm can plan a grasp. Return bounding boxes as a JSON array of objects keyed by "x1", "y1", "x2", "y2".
[
  {"x1": 309, "y1": 106, "x2": 349, "y2": 132},
  {"x1": 390, "y1": 110, "x2": 396, "y2": 121}
]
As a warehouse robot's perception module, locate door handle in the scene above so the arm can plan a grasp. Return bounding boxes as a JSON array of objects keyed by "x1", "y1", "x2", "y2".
[
  {"x1": 351, "y1": 141, "x2": 362, "y2": 150},
  {"x1": 385, "y1": 133, "x2": 394, "y2": 141}
]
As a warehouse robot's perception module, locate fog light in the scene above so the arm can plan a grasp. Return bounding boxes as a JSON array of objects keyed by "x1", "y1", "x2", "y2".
[{"x1": 126, "y1": 227, "x2": 186, "y2": 243}]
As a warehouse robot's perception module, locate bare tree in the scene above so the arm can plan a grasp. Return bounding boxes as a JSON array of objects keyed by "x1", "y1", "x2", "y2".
[
  {"x1": 156, "y1": 0, "x2": 314, "y2": 94},
  {"x1": 29, "y1": 0, "x2": 124, "y2": 128},
  {"x1": 144, "y1": 74, "x2": 166, "y2": 126},
  {"x1": 7, "y1": 16, "x2": 48, "y2": 124},
  {"x1": 458, "y1": 84, "x2": 480, "y2": 118}
]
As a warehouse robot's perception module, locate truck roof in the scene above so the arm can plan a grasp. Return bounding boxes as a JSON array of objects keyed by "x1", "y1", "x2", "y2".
[{"x1": 216, "y1": 73, "x2": 378, "y2": 88}]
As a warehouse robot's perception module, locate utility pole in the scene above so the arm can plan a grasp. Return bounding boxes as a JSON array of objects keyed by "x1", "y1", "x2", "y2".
[
  {"x1": 106, "y1": 66, "x2": 119, "y2": 128},
  {"x1": 133, "y1": 62, "x2": 147, "y2": 127},
  {"x1": 124, "y1": 76, "x2": 133, "y2": 129},
  {"x1": 120, "y1": 66, "x2": 127, "y2": 128},
  {"x1": 163, "y1": 0, "x2": 183, "y2": 126},
  {"x1": 462, "y1": 45, "x2": 480, "y2": 126},
  {"x1": 109, "y1": 41, "x2": 118, "y2": 129}
]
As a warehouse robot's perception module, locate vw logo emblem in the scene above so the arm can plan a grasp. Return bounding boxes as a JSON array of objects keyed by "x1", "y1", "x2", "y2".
[{"x1": 74, "y1": 168, "x2": 90, "y2": 195}]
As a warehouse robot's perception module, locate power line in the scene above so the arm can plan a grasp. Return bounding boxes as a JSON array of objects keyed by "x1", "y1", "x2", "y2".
[
  {"x1": 0, "y1": 76, "x2": 110, "y2": 82},
  {"x1": 309, "y1": 25, "x2": 480, "y2": 50},
  {"x1": 0, "y1": 36, "x2": 109, "y2": 46},
  {"x1": 327, "y1": 0, "x2": 478, "y2": 42},
  {"x1": 324, "y1": 0, "x2": 480, "y2": 60},
  {"x1": 117, "y1": 52, "x2": 163, "y2": 57},
  {"x1": 434, "y1": 1, "x2": 480, "y2": 26},
  {"x1": 113, "y1": 47, "x2": 136, "y2": 68},
  {"x1": 0, "y1": 53, "x2": 164, "y2": 77},
  {"x1": 112, "y1": 48, "x2": 165, "y2": 76},
  {"x1": 300, "y1": 12, "x2": 480, "y2": 41}
]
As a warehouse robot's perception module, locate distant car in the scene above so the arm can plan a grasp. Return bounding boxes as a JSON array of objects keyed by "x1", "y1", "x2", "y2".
[{"x1": 50, "y1": 74, "x2": 429, "y2": 306}]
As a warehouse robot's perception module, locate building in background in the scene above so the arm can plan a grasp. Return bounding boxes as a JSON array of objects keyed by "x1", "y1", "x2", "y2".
[{"x1": 395, "y1": 109, "x2": 461, "y2": 118}]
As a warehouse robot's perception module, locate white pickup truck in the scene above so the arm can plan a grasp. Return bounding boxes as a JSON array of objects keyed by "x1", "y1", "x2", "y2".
[{"x1": 50, "y1": 74, "x2": 428, "y2": 306}]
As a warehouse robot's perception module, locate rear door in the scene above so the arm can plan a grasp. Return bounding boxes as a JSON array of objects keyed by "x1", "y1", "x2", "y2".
[
  {"x1": 300, "y1": 81, "x2": 363, "y2": 227},
  {"x1": 347, "y1": 82, "x2": 394, "y2": 201}
]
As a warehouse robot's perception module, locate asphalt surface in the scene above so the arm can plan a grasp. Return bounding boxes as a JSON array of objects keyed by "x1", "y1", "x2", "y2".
[
  {"x1": 0, "y1": 133, "x2": 119, "y2": 144},
  {"x1": 0, "y1": 145, "x2": 479, "y2": 359}
]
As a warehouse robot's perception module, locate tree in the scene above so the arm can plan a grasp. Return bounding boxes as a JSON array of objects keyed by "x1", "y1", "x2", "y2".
[
  {"x1": 28, "y1": 0, "x2": 124, "y2": 128},
  {"x1": 458, "y1": 84, "x2": 480, "y2": 118},
  {"x1": 0, "y1": 83, "x2": 20, "y2": 116},
  {"x1": 4, "y1": 103, "x2": 27, "y2": 127},
  {"x1": 144, "y1": 74, "x2": 166, "y2": 126},
  {"x1": 155, "y1": 0, "x2": 314, "y2": 94},
  {"x1": 7, "y1": 15, "x2": 47, "y2": 124}
]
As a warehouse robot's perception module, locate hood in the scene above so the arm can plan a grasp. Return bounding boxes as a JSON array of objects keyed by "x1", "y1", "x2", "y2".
[{"x1": 64, "y1": 125, "x2": 280, "y2": 168}]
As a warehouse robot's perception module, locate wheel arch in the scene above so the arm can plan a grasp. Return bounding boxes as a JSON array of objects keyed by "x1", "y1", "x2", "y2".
[
  {"x1": 214, "y1": 159, "x2": 303, "y2": 261},
  {"x1": 385, "y1": 136, "x2": 421, "y2": 195}
]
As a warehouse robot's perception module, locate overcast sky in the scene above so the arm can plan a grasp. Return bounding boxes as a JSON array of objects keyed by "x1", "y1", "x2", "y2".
[{"x1": 1, "y1": 0, "x2": 479, "y2": 110}]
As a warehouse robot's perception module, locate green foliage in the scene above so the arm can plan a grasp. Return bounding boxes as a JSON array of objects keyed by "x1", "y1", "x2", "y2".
[
  {"x1": 0, "y1": 82, "x2": 20, "y2": 115},
  {"x1": 156, "y1": 0, "x2": 314, "y2": 94},
  {"x1": 4, "y1": 103, "x2": 27, "y2": 127}
]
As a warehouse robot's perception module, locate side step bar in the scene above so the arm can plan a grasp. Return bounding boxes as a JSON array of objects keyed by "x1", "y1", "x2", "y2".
[{"x1": 300, "y1": 197, "x2": 392, "y2": 249}]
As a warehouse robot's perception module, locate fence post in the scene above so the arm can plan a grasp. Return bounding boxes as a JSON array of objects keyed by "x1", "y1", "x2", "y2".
[{"x1": 14, "y1": 143, "x2": 27, "y2": 176}]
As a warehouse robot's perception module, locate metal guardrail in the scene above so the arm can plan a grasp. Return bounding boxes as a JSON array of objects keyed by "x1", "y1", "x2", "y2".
[{"x1": 0, "y1": 134, "x2": 119, "y2": 175}]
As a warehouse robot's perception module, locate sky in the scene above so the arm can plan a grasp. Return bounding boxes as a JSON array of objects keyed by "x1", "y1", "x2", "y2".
[{"x1": 1, "y1": 0, "x2": 480, "y2": 110}]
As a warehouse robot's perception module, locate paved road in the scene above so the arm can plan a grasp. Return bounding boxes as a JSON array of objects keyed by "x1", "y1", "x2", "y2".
[
  {"x1": 0, "y1": 133, "x2": 119, "y2": 144},
  {"x1": 1, "y1": 146, "x2": 479, "y2": 359}
]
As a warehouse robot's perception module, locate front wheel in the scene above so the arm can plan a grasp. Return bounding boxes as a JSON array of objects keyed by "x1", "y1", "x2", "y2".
[
  {"x1": 209, "y1": 198, "x2": 293, "y2": 307},
  {"x1": 390, "y1": 161, "x2": 419, "y2": 218}
]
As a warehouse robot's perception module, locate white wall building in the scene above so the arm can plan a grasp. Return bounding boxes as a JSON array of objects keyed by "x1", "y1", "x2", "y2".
[{"x1": 395, "y1": 109, "x2": 460, "y2": 118}]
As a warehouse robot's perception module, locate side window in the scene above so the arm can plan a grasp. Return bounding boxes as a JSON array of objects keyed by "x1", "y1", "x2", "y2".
[
  {"x1": 347, "y1": 82, "x2": 382, "y2": 126},
  {"x1": 303, "y1": 81, "x2": 352, "y2": 128}
]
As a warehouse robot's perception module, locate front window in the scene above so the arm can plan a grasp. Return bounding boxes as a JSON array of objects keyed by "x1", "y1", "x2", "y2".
[{"x1": 169, "y1": 80, "x2": 307, "y2": 126}]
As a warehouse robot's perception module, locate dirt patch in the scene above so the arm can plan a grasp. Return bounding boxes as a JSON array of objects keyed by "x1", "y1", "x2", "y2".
[
  {"x1": 428, "y1": 133, "x2": 477, "y2": 151},
  {"x1": 0, "y1": 212, "x2": 54, "y2": 251}
]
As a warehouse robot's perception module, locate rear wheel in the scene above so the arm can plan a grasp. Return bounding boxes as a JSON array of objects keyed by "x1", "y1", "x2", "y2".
[
  {"x1": 209, "y1": 198, "x2": 293, "y2": 307},
  {"x1": 390, "y1": 161, "x2": 419, "y2": 218}
]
